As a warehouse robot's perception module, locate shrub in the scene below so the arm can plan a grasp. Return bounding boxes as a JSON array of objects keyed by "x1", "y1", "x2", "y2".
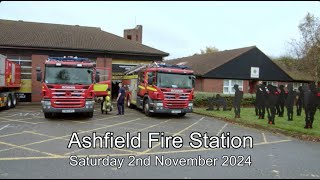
[{"x1": 194, "y1": 91, "x2": 256, "y2": 107}]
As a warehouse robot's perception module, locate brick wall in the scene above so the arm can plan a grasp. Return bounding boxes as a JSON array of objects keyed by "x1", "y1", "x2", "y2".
[
  {"x1": 31, "y1": 54, "x2": 48, "y2": 102},
  {"x1": 195, "y1": 78, "x2": 250, "y2": 94}
]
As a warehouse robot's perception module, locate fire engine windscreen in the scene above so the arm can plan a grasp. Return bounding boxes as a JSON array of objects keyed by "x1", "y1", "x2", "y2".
[
  {"x1": 45, "y1": 67, "x2": 93, "y2": 85},
  {"x1": 157, "y1": 73, "x2": 193, "y2": 89}
]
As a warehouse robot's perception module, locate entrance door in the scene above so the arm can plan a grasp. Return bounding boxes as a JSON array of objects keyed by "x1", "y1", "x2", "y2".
[
  {"x1": 112, "y1": 81, "x2": 121, "y2": 99},
  {"x1": 249, "y1": 80, "x2": 258, "y2": 94}
]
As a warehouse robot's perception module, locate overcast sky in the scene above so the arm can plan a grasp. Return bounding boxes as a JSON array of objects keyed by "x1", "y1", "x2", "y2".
[{"x1": 1, "y1": 1, "x2": 319, "y2": 59}]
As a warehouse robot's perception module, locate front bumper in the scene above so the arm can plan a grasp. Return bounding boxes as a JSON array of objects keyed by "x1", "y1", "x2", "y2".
[
  {"x1": 41, "y1": 100, "x2": 94, "y2": 113},
  {"x1": 149, "y1": 101, "x2": 193, "y2": 114},
  {"x1": 42, "y1": 106, "x2": 94, "y2": 113},
  {"x1": 150, "y1": 108, "x2": 193, "y2": 114}
]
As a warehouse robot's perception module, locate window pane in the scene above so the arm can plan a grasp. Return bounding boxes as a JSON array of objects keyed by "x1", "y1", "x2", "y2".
[
  {"x1": 19, "y1": 56, "x2": 32, "y2": 60},
  {"x1": 223, "y1": 87, "x2": 229, "y2": 94},
  {"x1": 231, "y1": 80, "x2": 236, "y2": 86},
  {"x1": 21, "y1": 74, "x2": 31, "y2": 79},
  {"x1": 21, "y1": 68, "x2": 32, "y2": 73},
  {"x1": 223, "y1": 80, "x2": 229, "y2": 86},
  {"x1": 7, "y1": 55, "x2": 20, "y2": 60},
  {"x1": 20, "y1": 61, "x2": 32, "y2": 66}
]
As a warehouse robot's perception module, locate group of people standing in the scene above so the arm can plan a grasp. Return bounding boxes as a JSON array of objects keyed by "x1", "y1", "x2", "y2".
[{"x1": 255, "y1": 81, "x2": 319, "y2": 128}]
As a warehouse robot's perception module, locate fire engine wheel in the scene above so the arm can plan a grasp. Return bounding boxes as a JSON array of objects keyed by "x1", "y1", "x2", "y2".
[
  {"x1": 178, "y1": 113, "x2": 186, "y2": 117},
  {"x1": 44, "y1": 113, "x2": 53, "y2": 119},
  {"x1": 87, "y1": 112, "x2": 94, "y2": 118},
  {"x1": 5, "y1": 95, "x2": 12, "y2": 110},
  {"x1": 11, "y1": 95, "x2": 17, "y2": 108},
  {"x1": 127, "y1": 96, "x2": 132, "y2": 108},
  {"x1": 144, "y1": 99, "x2": 152, "y2": 117}
]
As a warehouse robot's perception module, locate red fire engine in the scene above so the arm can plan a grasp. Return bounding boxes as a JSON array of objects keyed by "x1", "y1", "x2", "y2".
[
  {"x1": 122, "y1": 62, "x2": 195, "y2": 116},
  {"x1": 36, "y1": 57, "x2": 111, "y2": 118},
  {"x1": 0, "y1": 54, "x2": 21, "y2": 109}
]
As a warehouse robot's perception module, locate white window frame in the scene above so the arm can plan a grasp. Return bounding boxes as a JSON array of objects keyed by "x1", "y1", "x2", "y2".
[
  {"x1": 263, "y1": 81, "x2": 278, "y2": 86},
  {"x1": 6, "y1": 55, "x2": 32, "y2": 80},
  {"x1": 223, "y1": 79, "x2": 243, "y2": 94},
  {"x1": 293, "y1": 82, "x2": 304, "y2": 91}
]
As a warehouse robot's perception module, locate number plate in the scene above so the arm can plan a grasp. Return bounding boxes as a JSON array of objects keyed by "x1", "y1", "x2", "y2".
[
  {"x1": 172, "y1": 110, "x2": 181, "y2": 113},
  {"x1": 62, "y1": 109, "x2": 75, "y2": 113}
]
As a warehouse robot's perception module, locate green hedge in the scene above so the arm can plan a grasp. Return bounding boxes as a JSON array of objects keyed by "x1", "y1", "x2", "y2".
[{"x1": 194, "y1": 91, "x2": 256, "y2": 107}]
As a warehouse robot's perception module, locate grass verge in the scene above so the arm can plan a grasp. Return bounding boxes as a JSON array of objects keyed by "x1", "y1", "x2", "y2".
[{"x1": 194, "y1": 107, "x2": 320, "y2": 142}]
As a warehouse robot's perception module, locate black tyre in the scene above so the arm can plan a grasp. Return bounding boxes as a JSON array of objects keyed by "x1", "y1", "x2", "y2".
[
  {"x1": 44, "y1": 112, "x2": 53, "y2": 119},
  {"x1": 87, "y1": 112, "x2": 94, "y2": 118},
  {"x1": 127, "y1": 96, "x2": 133, "y2": 108},
  {"x1": 5, "y1": 95, "x2": 12, "y2": 110},
  {"x1": 178, "y1": 113, "x2": 186, "y2": 117},
  {"x1": 11, "y1": 95, "x2": 17, "y2": 108},
  {"x1": 144, "y1": 99, "x2": 152, "y2": 117}
]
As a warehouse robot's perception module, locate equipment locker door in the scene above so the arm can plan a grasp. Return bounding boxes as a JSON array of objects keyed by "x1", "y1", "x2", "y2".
[{"x1": 0, "y1": 55, "x2": 5, "y2": 87}]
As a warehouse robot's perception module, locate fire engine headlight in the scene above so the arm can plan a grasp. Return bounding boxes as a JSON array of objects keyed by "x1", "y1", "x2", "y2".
[
  {"x1": 156, "y1": 103, "x2": 163, "y2": 107},
  {"x1": 188, "y1": 103, "x2": 193, "y2": 107},
  {"x1": 86, "y1": 101, "x2": 94, "y2": 105},
  {"x1": 43, "y1": 101, "x2": 51, "y2": 106}
]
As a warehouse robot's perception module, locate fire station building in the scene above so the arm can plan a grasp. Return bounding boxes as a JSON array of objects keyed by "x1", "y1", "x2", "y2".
[
  {"x1": 0, "y1": 19, "x2": 169, "y2": 102},
  {"x1": 168, "y1": 46, "x2": 313, "y2": 94}
]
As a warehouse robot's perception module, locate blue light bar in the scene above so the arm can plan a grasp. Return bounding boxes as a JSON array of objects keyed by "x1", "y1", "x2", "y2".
[
  {"x1": 157, "y1": 63, "x2": 190, "y2": 70},
  {"x1": 48, "y1": 57, "x2": 90, "y2": 62}
]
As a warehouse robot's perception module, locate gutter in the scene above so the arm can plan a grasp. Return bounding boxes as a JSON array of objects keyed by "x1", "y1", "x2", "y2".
[{"x1": 0, "y1": 45, "x2": 169, "y2": 57}]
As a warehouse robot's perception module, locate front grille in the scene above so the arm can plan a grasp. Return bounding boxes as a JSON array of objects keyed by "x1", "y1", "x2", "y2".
[
  {"x1": 163, "y1": 92, "x2": 190, "y2": 100},
  {"x1": 52, "y1": 99, "x2": 85, "y2": 108},
  {"x1": 50, "y1": 88, "x2": 86, "y2": 108},
  {"x1": 165, "y1": 101, "x2": 187, "y2": 109},
  {"x1": 51, "y1": 88, "x2": 85, "y2": 98}
]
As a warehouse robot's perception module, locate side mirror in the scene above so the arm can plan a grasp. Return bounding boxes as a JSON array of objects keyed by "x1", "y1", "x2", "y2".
[
  {"x1": 190, "y1": 75, "x2": 196, "y2": 88},
  {"x1": 95, "y1": 74, "x2": 100, "y2": 83},
  {"x1": 37, "y1": 71, "x2": 42, "y2": 82},
  {"x1": 148, "y1": 77, "x2": 153, "y2": 85},
  {"x1": 36, "y1": 67, "x2": 42, "y2": 81}
]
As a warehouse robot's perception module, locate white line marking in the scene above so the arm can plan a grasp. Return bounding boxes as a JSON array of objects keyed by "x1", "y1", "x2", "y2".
[
  {"x1": 216, "y1": 123, "x2": 228, "y2": 136},
  {"x1": 0, "y1": 124, "x2": 10, "y2": 131},
  {"x1": 262, "y1": 133, "x2": 267, "y2": 143}
]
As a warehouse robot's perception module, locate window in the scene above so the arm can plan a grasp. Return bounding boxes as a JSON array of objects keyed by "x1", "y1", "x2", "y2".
[
  {"x1": 263, "y1": 81, "x2": 278, "y2": 86},
  {"x1": 127, "y1": 35, "x2": 132, "y2": 40},
  {"x1": 293, "y1": 82, "x2": 304, "y2": 91},
  {"x1": 6, "y1": 55, "x2": 32, "y2": 80},
  {"x1": 223, "y1": 79, "x2": 243, "y2": 94}
]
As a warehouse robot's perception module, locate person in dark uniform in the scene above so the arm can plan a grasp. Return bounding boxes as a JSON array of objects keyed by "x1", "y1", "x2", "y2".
[
  {"x1": 307, "y1": 83, "x2": 318, "y2": 128},
  {"x1": 116, "y1": 82, "x2": 125, "y2": 115},
  {"x1": 267, "y1": 84, "x2": 278, "y2": 125},
  {"x1": 233, "y1": 84, "x2": 243, "y2": 118},
  {"x1": 256, "y1": 82, "x2": 267, "y2": 119},
  {"x1": 254, "y1": 84, "x2": 259, "y2": 116},
  {"x1": 285, "y1": 83, "x2": 295, "y2": 121},
  {"x1": 302, "y1": 84, "x2": 317, "y2": 129},
  {"x1": 296, "y1": 86, "x2": 303, "y2": 116},
  {"x1": 276, "y1": 85, "x2": 286, "y2": 117}
]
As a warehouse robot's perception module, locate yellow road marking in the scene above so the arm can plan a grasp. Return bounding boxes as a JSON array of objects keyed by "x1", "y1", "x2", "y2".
[
  {"x1": 0, "y1": 141, "x2": 61, "y2": 157},
  {"x1": 0, "y1": 118, "x2": 145, "y2": 154},
  {"x1": 0, "y1": 139, "x2": 292, "y2": 161},
  {"x1": 142, "y1": 117, "x2": 205, "y2": 154},
  {"x1": 0, "y1": 131, "x2": 29, "y2": 138},
  {"x1": 0, "y1": 117, "x2": 39, "y2": 125},
  {"x1": 132, "y1": 119, "x2": 173, "y2": 133},
  {"x1": 24, "y1": 131, "x2": 69, "y2": 140}
]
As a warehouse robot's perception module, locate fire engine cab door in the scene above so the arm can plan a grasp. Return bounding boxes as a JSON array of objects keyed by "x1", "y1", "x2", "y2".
[
  {"x1": 94, "y1": 67, "x2": 111, "y2": 93},
  {"x1": 0, "y1": 55, "x2": 5, "y2": 87}
]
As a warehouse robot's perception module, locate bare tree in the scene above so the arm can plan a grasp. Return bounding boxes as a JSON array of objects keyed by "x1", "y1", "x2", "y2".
[{"x1": 289, "y1": 12, "x2": 320, "y2": 84}]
